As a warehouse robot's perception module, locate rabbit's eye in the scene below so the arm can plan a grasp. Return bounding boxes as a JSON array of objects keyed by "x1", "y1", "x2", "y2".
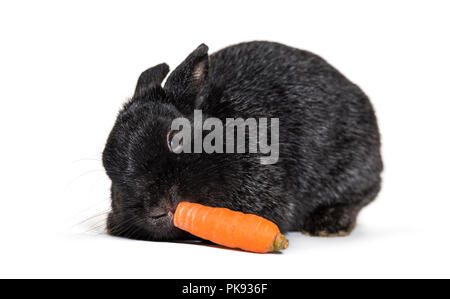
[{"x1": 167, "y1": 130, "x2": 183, "y2": 153}]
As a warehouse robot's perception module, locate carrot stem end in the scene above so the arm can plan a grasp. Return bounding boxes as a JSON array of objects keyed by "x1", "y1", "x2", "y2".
[{"x1": 273, "y1": 234, "x2": 289, "y2": 251}]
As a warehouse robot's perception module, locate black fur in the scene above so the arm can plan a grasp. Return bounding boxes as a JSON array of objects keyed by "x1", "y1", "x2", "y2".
[{"x1": 102, "y1": 41, "x2": 383, "y2": 240}]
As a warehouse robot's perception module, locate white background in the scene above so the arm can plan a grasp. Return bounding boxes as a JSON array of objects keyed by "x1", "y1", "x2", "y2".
[{"x1": 1, "y1": 0, "x2": 449, "y2": 278}]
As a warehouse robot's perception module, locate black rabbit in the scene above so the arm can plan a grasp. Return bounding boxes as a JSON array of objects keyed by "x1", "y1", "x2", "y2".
[{"x1": 102, "y1": 41, "x2": 383, "y2": 241}]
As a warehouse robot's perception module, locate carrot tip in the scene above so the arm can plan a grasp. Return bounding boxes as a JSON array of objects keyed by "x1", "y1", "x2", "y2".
[{"x1": 273, "y1": 234, "x2": 289, "y2": 251}]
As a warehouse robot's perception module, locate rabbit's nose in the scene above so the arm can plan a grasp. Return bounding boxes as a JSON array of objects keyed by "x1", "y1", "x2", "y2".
[{"x1": 148, "y1": 207, "x2": 168, "y2": 219}]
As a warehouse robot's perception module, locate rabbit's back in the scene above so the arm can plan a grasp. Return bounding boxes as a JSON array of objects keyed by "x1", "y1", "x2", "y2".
[
  {"x1": 202, "y1": 41, "x2": 383, "y2": 225},
  {"x1": 207, "y1": 41, "x2": 367, "y2": 117}
]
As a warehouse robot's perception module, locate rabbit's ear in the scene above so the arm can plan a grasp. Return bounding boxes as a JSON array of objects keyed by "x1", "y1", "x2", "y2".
[
  {"x1": 164, "y1": 44, "x2": 209, "y2": 97},
  {"x1": 134, "y1": 63, "x2": 170, "y2": 97}
]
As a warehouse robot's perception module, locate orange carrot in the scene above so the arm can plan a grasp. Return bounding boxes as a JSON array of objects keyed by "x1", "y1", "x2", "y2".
[{"x1": 173, "y1": 202, "x2": 289, "y2": 253}]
